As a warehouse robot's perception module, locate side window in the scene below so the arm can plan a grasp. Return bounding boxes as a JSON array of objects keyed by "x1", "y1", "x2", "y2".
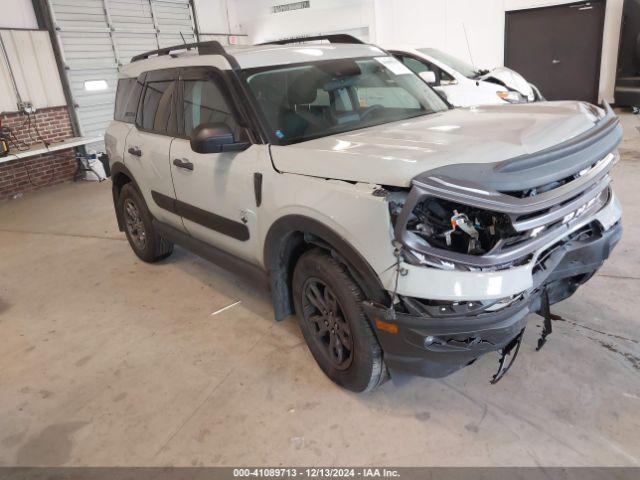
[
  {"x1": 398, "y1": 55, "x2": 434, "y2": 76},
  {"x1": 181, "y1": 74, "x2": 238, "y2": 137},
  {"x1": 397, "y1": 54, "x2": 456, "y2": 85},
  {"x1": 114, "y1": 77, "x2": 143, "y2": 123},
  {"x1": 439, "y1": 69, "x2": 455, "y2": 83},
  {"x1": 137, "y1": 72, "x2": 177, "y2": 135}
]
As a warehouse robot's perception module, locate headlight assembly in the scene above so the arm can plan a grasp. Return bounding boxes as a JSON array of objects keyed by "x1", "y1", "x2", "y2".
[{"x1": 497, "y1": 90, "x2": 526, "y2": 103}]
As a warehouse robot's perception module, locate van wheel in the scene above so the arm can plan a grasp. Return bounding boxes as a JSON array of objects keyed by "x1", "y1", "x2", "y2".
[
  {"x1": 292, "y1": 249, "x2": 387, "y2": 392},
  {"x1": 119, "y1": 183, "x2": 173, "y2": 262}
]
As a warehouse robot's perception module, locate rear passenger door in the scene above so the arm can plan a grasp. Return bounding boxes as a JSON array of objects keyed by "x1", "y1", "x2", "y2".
[
  {"x1": 169, "y1": 67, "x2": 259, "y2": 262},
  {"x1": 125, "y1": 69, "x2": 185, "y2": 231}
]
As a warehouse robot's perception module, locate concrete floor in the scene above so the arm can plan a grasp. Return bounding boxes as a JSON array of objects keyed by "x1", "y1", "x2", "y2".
[{"x1": 0, "y1": 114, "x2": 639, "y2": 468}]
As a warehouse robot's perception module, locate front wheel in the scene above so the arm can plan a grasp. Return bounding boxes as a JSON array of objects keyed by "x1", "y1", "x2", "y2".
[{"x1": 292, "y1": 249, "x2": 387, "y2": 392}]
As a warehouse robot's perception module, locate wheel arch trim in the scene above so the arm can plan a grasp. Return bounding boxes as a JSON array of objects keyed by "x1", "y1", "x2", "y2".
[
  {"x1": 263, "y1": 214, "x2": 389, "y2": 321},
  {"x1": 110, "y1": 162, "x2": 142, "y2": 231}
]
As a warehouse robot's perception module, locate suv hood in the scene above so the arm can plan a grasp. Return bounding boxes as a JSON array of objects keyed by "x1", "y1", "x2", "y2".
[
  {"x1": 270, "y1": 101, "x2": 602, "y2": 187},
  {"x1": 479, "y1": 67, "x2": 535, "y2": 100}
]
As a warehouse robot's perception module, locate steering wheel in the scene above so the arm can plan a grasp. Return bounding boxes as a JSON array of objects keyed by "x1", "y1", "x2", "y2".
[{"x1": 360, "y1": 104, "x2": 385, "y2": 121}]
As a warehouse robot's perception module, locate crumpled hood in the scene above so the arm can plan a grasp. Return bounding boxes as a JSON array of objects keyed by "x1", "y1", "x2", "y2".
[
  {"x1": 480, "y1": 67, "x2": 535, "y2": 100},
  {"x1": 270, "y1": 101, "x2": 603, "y2": 187}
]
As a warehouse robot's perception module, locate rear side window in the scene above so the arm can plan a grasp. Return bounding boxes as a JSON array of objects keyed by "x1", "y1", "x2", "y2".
[
  {"x1": 137, "y1": 71, "x2": 178, "y2": 135},
  {"x1": 114, "y1": 77, "x2": 143, "y2": 123}
]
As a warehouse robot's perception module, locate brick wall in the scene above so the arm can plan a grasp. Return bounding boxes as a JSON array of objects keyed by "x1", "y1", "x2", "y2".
[{"x1": 0, "y1": 106, "x2": 76, "y2": 201}]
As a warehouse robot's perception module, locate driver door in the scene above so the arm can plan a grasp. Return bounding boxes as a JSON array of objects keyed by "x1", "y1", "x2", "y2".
[{"x1": 169, "y1": 67, "x2": 259, "y2": 262}]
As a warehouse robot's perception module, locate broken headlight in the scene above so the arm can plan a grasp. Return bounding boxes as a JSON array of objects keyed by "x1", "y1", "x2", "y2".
[{"x1": 395, "y1": 197, "x2": 515, "y2": 256}]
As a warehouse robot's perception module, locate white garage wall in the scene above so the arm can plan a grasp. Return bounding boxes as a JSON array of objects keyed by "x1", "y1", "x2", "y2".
[
  {"x1": 225, "y1": 0, "x2": 377, "y2": 43},
  {"x1": 193, "y1": 0, "x2": 235, "y2": 33},
  {"x1": 374, "y1": 0, "x2": 623, "y2": 102},
  {"x1": 215, "y1": 0, "x2": 622, "y2": 103},
  {"x1": 1, "y1": 0, "x2": 39, "y2": 29},
  {"x1": 0, "y1": 30, "x2": 67, "y2": 113}
]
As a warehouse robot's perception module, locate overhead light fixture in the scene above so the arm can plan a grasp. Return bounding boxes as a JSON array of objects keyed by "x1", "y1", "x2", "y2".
[{"x1": 84, "y1": 80, "x2": 108, "y2": 91}]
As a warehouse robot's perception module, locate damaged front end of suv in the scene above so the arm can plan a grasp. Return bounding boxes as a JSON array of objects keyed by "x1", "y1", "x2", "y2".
[{"x1": 363, "y1": 103, "x2": 623, "y2": 382}]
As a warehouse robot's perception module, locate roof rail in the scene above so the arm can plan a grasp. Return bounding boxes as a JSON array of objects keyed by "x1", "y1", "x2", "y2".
[
  {"x1": 259, "y1": 34, "x2": 364, "y2": 46},
  {"x1": 131, "y1": 40, "x2": 227, "y2": 63}
]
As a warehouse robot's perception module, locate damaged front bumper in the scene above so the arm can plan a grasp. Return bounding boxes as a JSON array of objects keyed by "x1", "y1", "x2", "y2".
[{"x1": 363, "y1": 219, "x2": 622, "y2": 379}]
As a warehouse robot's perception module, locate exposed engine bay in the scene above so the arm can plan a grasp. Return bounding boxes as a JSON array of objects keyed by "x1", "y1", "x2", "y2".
[{"x1": 391, "y1": 197, "x2": 514, "y2": 256}]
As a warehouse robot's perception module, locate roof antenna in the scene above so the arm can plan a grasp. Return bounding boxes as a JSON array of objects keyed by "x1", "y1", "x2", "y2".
[{"x1": 462, "y1": 23, "x2": 476, "y2": 70}]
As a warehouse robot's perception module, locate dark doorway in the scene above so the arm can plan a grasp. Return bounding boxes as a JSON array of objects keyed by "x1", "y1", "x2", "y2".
[
  {"x1": 505, "y1": 1, "x2": 606, "y2": 103},
  {"x1": 615, "y1": 0, "x2": 640, "y2": 107}
]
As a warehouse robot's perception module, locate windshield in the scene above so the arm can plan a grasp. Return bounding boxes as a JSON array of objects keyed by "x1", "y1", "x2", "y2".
[
  {"x1": 244, "y1": 56, "x2": 449, "y2": 145},
  {"x1": 417, "y1": 48, "x2": 482, "y2": 79}
]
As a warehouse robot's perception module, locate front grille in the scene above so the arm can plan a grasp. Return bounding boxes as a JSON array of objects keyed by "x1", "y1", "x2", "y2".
[{"x1": 398, "y1": 147, "x2": 618, "y2": 270}]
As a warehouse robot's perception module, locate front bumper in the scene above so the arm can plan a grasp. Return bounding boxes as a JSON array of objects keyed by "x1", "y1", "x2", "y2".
[{"x1": 363, "y1": 220, "x2": 622, "y2": 378}]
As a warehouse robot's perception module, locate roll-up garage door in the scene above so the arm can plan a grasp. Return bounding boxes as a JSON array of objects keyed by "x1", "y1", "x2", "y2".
[{"x1": 48, "y1": 0, "x2": 196, "y2": 142}]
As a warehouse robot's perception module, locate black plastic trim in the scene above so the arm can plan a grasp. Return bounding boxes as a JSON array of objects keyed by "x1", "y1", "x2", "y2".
[
  {"x1": 110, "y1": 162, "x2": 142, "y2": 231},
  {"x1": 253, "y1": 172, "x2": 263, "y2": 207},
  {"x1": 151, "y1": 190, "x2": 250, "y2": 241},
  {"x1": 264, "y1": 215, "x2": 388, "y2": 321},
  {"x1": 413, "y1": 103, "x2": 621, "y2": 192},
  {"x1": 259, "y1": 34, "x2": 364, "y2": 46},
  {"x1": 154, "y1": 220, "x2": 268, "y2": 289},
  {"x1": 131, "y1": 41, "x2": 226, "y2": 62}
]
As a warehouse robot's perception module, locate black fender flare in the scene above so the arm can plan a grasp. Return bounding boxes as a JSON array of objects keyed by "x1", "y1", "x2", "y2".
[
  {"x1": 263, "y1": 214, "x2": 389, "y2": 321},
  {"x1": 110, "y1": 162, "x2": 142, "y2": 231}
]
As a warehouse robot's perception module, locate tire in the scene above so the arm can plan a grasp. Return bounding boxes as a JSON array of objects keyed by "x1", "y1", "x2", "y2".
[
  {"x1": 118, "y1": 183, "x2": 173, "y2": 263},
  {"x1": 292, "y1": 249, "x2": 387, "y2": 392}
]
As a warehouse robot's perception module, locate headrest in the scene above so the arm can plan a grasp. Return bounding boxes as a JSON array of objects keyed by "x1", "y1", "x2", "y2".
[{"x1": 288, "y1": 71, "x2": 320, "y2": 105}]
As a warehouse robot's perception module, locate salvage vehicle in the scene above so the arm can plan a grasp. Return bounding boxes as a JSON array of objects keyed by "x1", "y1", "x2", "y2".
[
  {"x1": 387, "y1": 45, "x2": 544, "y2": 107},
  {"x1": 105, "y1": 35, "x2": 622, "y2": 392}
]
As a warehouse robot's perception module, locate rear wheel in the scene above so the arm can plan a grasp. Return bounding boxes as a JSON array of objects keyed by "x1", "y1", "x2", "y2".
[
  {"x1": 292, "y1": 249, "x2": 387, "y2": 392},
  {"x1": 119, "y1": 183, "x2": 173, "y2": 262}
]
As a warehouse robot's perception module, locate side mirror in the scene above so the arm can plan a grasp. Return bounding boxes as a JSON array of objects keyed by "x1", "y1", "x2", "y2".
[
  {"x1": 419, "y1": 71, "x2": 437, "y2": 85},
  {"x1": 190, "y1": 122, "x2": 250, "y2": 154}
]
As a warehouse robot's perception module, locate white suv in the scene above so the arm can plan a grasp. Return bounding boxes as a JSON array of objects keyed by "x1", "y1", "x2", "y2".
[
  {"x1": 105, "y1": 36, "x2": 622, "y2": 392},
  {"x1": 387, "y1": 45, "x2": 543, "y2": 107}
]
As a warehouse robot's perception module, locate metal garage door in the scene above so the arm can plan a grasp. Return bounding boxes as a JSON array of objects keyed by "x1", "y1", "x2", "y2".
[
  {"x1": 505, "y1": 1, "x2": 605, "y2": 103},
  {"x1": 48, "y1": 0, "x2": 196, "y2": 141}
]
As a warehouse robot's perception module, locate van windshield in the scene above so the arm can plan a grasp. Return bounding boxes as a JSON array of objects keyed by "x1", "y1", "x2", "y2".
[
  {"x1": 417, "y1": 48, "x2": 481, "y2": 79},
  {"x1": 244, "y1": 56, "x2": 449, "y2": 145}
]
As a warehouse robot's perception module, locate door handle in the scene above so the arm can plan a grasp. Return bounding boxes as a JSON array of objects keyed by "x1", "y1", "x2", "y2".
[
  {"x1": 128, "y1": 146, "x2": 142, "y2": 157},
  {"x1": 173, "y1": 158, "x2": 194, "y2": 171},
  {"x1": 552, "y1": 59, "x2": 561, "y2": 64}
]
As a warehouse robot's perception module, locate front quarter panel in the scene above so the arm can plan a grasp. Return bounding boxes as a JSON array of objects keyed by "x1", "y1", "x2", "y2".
[{"x1": 258, "y1": 172, "x2": 398, "y2": 276}]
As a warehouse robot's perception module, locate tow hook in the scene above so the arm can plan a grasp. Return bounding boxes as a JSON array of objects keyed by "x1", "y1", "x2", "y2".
[
  {"x1": 490, "y1": 289, "x2": 561, "y2": 384},
  {"x1": 490, "y1": 328, "x2": 525, "y2": 385},
  {"x1": 536, "y1": 289, "x2": 562, "y2": 351}
]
